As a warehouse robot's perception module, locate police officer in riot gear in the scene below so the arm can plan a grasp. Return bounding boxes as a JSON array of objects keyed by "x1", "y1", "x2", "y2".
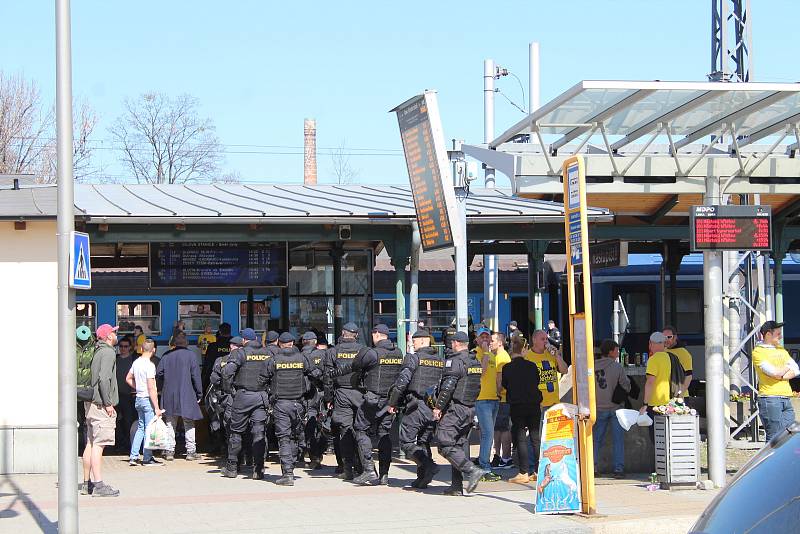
[
  {"x1": 207, "y1": 335, "x2": 243, "y2": 454},
  {"x1": 323, "y1": 322, "x2": 373, "y2": 481},
  {"x1": 259, "y1": 332, "x2": 319, "y2": 486},
  {"x1": 351, "y1": 324, "x2": 403, "y2": 485},
  {"x1": 264, "y1": 331, "x2": 280, "y2": 356},
  {"x1": 299, "y1": 331, "x2": 327, "y2": 469},
  {"x1": 387, "y1": 328, "x2": 444, "y2": 489},
  {"x1": 433, "y1": 331, "x2": 487, "y2": 495},
  {"x1": 221, "y1": 328, "x2": 271, "y2": 480}
]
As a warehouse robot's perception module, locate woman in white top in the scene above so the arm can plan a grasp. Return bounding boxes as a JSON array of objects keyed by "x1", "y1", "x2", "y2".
[{"x1": 126, "y1": 339, "x2": 165, "y2": 466}]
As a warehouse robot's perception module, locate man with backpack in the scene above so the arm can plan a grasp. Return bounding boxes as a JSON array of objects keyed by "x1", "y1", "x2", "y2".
[
  {"x1": 640, "y1": 332, "x2": 686, "y2": 441},
  {"x1": 81, "y1": 323, "x2": 121, "y2": 497},
  {"x1": 663, "y1": 326, "x2": 693, "y2": 395}
]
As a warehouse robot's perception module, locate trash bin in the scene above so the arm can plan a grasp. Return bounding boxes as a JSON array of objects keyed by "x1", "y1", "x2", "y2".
[{"x1": 654, "y1": 414, "x2": 700, "y2": 490}]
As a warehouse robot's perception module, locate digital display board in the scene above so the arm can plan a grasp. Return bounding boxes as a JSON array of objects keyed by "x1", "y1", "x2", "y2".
[
  {"x1": 690, "y1": 205, "x2": 772, "y2": 252},
  {"x1": 150, "y1": 242, "x2": 288, "y2": 288},
  {"x1": 393, "y1": 92, "x2": 460, "y2": 251}
]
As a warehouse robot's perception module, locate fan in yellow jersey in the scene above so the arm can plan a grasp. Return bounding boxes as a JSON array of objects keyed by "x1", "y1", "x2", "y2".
[
  {"x1": 474, "y1": 328, "x2": 510, "y2": 481},
  {"x1": 197, "y1": 325, "x2": 217, "y2": 356},
  {"x1": 752, "y1": 321, "x2": 798, "y2": 442},
  {"x1": 663, "y1": 325, "x2": 693, "y2": 394},
  {"x1": 524, "y1": 329, "x2": 568, "y2": 476}
]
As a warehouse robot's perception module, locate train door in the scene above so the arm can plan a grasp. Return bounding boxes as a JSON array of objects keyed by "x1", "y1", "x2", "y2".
[
  {"x1": 613, "y1": 283, "x2": 657, "y2": 356},
  {"x1": 510, "y1": 297, "x2": 530, "y2": 338}
]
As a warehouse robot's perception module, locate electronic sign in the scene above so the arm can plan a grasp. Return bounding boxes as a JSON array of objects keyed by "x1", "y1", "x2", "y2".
[
  {"x1": 690, "y1": 205, "x2": 771, "y2": 252},
  {"x1": 392, "y1": 92, "x2": 462, "y2": 251},
  {"x1": 150, "y1": 242, "x2": 288, "y2": 288}
]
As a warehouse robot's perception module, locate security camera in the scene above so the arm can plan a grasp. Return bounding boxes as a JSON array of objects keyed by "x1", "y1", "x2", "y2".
[{"x1": 339, "y1": 225, "x2": 352, "y2": 240}]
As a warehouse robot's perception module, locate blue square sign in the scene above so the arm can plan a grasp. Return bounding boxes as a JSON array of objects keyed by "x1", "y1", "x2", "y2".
[{"x1": 70, "y1": 231, "x2": 92, "y2": 290}]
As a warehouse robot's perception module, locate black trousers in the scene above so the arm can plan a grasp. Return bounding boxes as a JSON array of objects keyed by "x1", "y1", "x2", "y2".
[
  {"x1": 510, "y1": 403, "x2": 541, "y2": 476},
  {"x1": 116, "y1": 394, "x2": 137, "y2": 451},
  {"x1": 273, "y1": 399, "x2": 305, "y2": 474},
  {"x1": 303, "y1": 391, "x2": 327, "y2": 461},
  {"x1": 399, "y1": 395, "x2": 436, "y2": 477},
  {"x1": 332, "y1": 387, "x2": 364, "y2": 469},
  {"x1": 354, "y1": 391, "x2": 394, "y2": 476},
  {"x1": 435, "y1": 402, "x2": 475, "y2": 483},
  {"x1": 227, "y1": 391, "x2": 268, "y2": 468}
]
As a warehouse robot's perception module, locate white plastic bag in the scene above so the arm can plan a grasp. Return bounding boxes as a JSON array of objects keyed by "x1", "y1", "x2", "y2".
[
  {"x1": 636, "y1": 413, "x2": 653, "y2": 427},
  {"x1": 615, "y1": 409, "x2": 639, "y2": 431},
  {"x1": 144, "y1": 417, "x2": 175, "y2": 450}
]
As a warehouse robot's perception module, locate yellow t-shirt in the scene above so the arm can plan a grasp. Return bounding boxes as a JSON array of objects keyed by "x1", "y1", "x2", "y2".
[
  {"x1": 667, "y1": 346, "x2": 693, "y2": 373},
  {"x1": 198, "y1": 333, "x2": 216, "y2": 355},
  {"x1": 645, "y1": 351, "x2": 672, "y2": 406},
  {"x1": 135, "y1": 334, "x2": 146, "y2": 354},
  {"x1": 752, "y1": 344, "x2": 794, "y2": 397},
  {"x1": 525, "y1": 350, "x2": 560, "y2": 407},
  {"x1": 476, "y1": 347, "x2": 510, "y2": 401}
]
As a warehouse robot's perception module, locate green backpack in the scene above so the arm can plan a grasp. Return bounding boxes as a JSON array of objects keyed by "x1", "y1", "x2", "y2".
[{"x1": 76, "y1": 330, "x2": 97, "y2": 401}]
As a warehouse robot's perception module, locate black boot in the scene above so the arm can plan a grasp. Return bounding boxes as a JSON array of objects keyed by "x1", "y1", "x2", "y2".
[
  {"x1": 275, "y1": 470, "x2": 294, "y2": 486},
  {"x1": 442, "y1": 486, "x2": 464, "y2": 496},
  {"x1": 353, "y1": 459, "x2": 378, "y2": 485},
  {"x1": 337, "y1": 461, "x2": 354, "y2": 481},
  {"x1": 465, "y1": 467, "x2": 488, "y2": 494},
  {"x1": 221, "y1": 461, "x2": 238, "y2": 478},
  {"x1": 418, "y1": 458, "x2": 439, "y2": 489}
]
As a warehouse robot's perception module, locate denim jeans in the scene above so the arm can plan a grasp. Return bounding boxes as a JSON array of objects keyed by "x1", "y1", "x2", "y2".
[
  {"x1": 758, "y1": 396, "x2": 796, "y2": 442},
  {"x1": 475, "y1": 400, "x2": 499, "y2": 470},
  {"x1": 131, "y1": 397, "x2": 154, "y2": 462},
  {"x1": 594, "y1": 410, "x2": 625, "y2": 473}
]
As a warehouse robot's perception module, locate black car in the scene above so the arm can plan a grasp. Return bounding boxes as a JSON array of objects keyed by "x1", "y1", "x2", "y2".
[{"x1": 690, "y1": 422, "x2": 800, "y2": 533}]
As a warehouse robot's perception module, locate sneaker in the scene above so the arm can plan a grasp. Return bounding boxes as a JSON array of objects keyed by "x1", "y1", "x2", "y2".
[
  {"x1": 480, "y1": 472, "x2": 501, "y2": 483},
  {"x1": 499, "y1": 458, "x2": 514, "y2": 469},
  {"x1": 164, "y1": 452, "x2": 175, "y2": 461},
  {"x1": 142, "y1": 458, "x2": 163, "y2": 467},
  {"x1": 91, "y1": 483, "x2": 120, "y2": 497},
  {"x1": 78, "y1": 481, "x2": 94, "y2": 495},
  {"x1": 185, "y1": 453, "x2": 197, "y2": 461},
  {"x1": 490, "y1": 454, "x2": 501, "y2": 468},
  {"x1": 529, "y1": 473, "x2": 538, "y2": 482},
  {"x1": 509, "y1": 473, "x2": 530, "y2": 484},
  {"x1": 129, "y1": 459, "x2": 138, "y2": 467}
]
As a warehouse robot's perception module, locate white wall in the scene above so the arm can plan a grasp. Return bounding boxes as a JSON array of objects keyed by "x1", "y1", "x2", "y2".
[{"x1": 0, "y1": 221, "x2": 58, "y2": 472}]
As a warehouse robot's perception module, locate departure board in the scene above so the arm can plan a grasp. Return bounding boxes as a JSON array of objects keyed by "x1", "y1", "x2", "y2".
[
  {"x1": 150, "y1": 242, "x2": 288, "y2": 288},
  {"x1": 393, "y1": 93, "x2": 458, "y2": 251},
  {"x1": 690, "y1": 205, "x2": 772, "y2": 252}
]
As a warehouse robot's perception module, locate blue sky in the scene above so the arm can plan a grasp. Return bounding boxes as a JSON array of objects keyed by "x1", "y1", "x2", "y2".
[{"x1": 2, "y1": 1, "x2": 796, "y2": 185}]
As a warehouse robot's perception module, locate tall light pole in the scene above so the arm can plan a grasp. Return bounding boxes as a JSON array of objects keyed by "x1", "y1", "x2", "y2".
[
  {"x1": 483, "y1": 59, "x2": 498, "y2": 330},
  {"x1": 56, "y1": 0, "x2": 78, "y2": 531}
]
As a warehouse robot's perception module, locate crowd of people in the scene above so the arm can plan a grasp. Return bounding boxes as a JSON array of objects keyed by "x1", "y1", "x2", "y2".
[{"x1": 77, "y1": 316, "x2": 798, "y2": 499}]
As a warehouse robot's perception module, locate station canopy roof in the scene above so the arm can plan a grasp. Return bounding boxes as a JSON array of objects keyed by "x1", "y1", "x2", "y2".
[{"x1": 0, "y1": 183, "x2": 611, "y2": 223}]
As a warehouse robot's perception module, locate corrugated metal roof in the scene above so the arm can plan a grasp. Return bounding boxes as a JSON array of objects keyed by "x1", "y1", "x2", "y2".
[{"x1": 0, "y1": 183, "x2": 611, "y2": 222}]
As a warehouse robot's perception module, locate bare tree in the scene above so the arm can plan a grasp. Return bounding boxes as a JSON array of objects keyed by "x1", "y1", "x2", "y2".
[
  {"x1": 109, "y1": 93, "x2": 220, "y2": 184},
  {"x1": 39, "y1": 99, "x2": 100, "y2": 183},
  {"x1": 0, "y1": 72, "x2": 52, "y2": 177},
  {"x1": 330, "y1": 139, "x2": 359, "y2": 184},
  {"x1": 213, "y1": 170, "x2": 241, "y2": 184}
]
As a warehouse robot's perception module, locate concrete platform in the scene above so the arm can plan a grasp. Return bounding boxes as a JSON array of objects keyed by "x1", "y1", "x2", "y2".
[{"x1": 0, "y1": 448, "x2": 719, "y2": 534}]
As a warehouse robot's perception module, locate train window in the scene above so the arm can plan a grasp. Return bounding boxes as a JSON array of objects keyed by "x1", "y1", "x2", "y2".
[
  {"x1": 373, "y1": 300, "x2": 397, "y2": 328},
  {"x1": 620, "y1": 291, "x2": 652, "y2": 334},
  {"x1": 664, "y1": 288, "x2": 703, "y2": 334},
  {"x1": 239, "y1": 300, "x2": 271, "y2": 336},
  {"x1": 76, "y1": 301, "x2": 96, "y2": 332},
  {"x1": 116, "y1": 301, "x2": 161, "y2": 335},
  {"x1": 178, "y1": 301, "x2": 222, "y2": 335},
  {"x1": 419, "y1": 299, "x2": 456, "y2": 332}
]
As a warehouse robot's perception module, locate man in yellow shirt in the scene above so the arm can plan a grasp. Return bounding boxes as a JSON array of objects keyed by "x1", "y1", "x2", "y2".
[
  {"x1": 752, "y1": 321, "x2": 798, "y2": 441},
  {"x1": 133, "y1": 325, "x2": 146, "y2": 355},
  {"x1": 640, "y1": 332, "x2": 674, "y2": 443},
  {"x1": 525, "y1": 329, "x2": 568, "y2": 475},
  {"x1": 474, "y1": 327, "x2": 509, "y2": 481},
  {"x1": 663, "y1": 325, "x2": 693, "y2": 395},
  {"x1": 197, "y1": 325, "x2": 217, "y2": 357}
]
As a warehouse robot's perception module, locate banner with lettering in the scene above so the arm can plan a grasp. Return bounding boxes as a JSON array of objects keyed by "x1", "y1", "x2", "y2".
[{"x1": 535, "y1": 404, "x2": 582, "y2": 514}]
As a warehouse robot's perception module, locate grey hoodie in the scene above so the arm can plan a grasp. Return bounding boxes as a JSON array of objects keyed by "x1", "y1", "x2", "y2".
[{"x1": 594, "y1": 357, "x2": 631, "y2": 411}]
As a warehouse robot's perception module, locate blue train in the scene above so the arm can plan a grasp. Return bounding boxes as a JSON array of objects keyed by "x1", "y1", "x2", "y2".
[{"x1": 78, "y1": 253, "x2": 800, "y2": 377}]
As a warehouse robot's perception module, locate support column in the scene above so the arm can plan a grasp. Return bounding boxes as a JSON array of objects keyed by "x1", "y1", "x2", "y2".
[
  {"x1": 526, "y1": 241, "x2": 547, "y2": 332},
  {"x1": 726, "y1": 251, "x2": 742, "y2": 396},
  {"x1": 483, "y1": 58, "x2": 498, "y2": 330},
  {"x1": 331, "y1": 246, "x2": 343, "y2": 337},
  {"x1": 774, "y1": 254, "x2": 784, "y2": 323},
  {"x1": 704, "y1": 176, "x2": 726, "y2": 488},
  {"x1": 246, "y1": 289, "x2": 255, "y2": 329},
  {"x1": 661, "y1": 240, "x2": 685, "y2": 327},
  {"x1": 393, "y1": 256, "x2": 408, "y2": 353},
  {"x1": 409, "y1": 222, "x2": 421, "y2": 336}
]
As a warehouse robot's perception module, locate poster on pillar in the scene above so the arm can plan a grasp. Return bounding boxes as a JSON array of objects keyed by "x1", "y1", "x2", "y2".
[
  {"x1": 561, "y1": 155, "x2": 597, "y2": 515},
  {"x1": 535, "y1": 404, "x2": 582, "y2": 515}
]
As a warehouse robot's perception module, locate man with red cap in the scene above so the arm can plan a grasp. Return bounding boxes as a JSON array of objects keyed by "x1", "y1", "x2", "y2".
[{"x1": 81, "y1": 323, "x2": 121, "y2": 497}]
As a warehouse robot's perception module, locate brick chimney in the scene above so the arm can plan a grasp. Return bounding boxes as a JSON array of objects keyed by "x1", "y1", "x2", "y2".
[{"x1": 303, "y1": 119, "x2": 317, "y2": 185}]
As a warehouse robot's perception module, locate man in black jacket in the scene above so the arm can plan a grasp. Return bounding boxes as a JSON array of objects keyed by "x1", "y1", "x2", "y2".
[
  {"x1": 352, "y1": 324, "x2": 404, "y2": 486},
  {"x1": 433, "y1": 331, "x2": 488, "y2": 495},
  {"x1": 203, "y1": 323, "x2": 232, "y2": 392},
  {"x1": 500, "y1": 335, "x2": 542, "y2": 484},
  {"x1": 323, "y1": 322, "x2": 374, "y2": 481},
  {"x1": 299, "y1": 331, "x2": 327, "y2": 469},
  {"x1": 388, "y1": 328, "x2": 444, "y2": 489}
]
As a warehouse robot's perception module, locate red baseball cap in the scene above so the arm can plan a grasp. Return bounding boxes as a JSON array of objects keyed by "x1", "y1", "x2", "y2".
[{"x1": 96, "y1": 324, "x2": 119, "y2": 340}]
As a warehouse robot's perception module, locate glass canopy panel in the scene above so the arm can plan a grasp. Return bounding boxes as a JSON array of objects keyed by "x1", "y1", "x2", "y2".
[
  {"x1": 735, "y1": 92, "x2": 800, "y2": 136},
  {"x1": 538, "y1": 88, "x2": 637, "y2": 134},
  {"x1": 602, "y1": 89, "x2": 707, "y2": 133},
  {"x1": 667, "y1": 90, "x2": 778, "y2": 134}
]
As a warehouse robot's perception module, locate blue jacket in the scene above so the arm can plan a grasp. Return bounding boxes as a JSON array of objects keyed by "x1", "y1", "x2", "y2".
[{"x1": 157, "y1": 347, "x2": 203, "y2": 420}]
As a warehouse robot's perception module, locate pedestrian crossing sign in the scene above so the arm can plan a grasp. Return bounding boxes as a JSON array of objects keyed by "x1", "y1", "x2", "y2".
[{"x1": 69, "y1": 231, "x2": 92, "y2": 290}]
